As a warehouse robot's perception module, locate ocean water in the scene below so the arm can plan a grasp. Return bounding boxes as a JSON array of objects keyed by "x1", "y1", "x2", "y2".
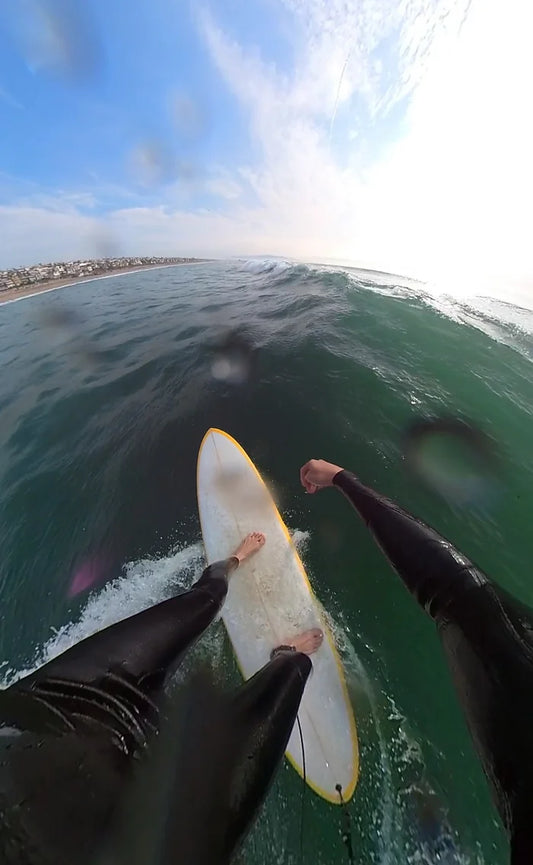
[{"x1": 1, "y1": 259, "x2": 532, "y2": 864}]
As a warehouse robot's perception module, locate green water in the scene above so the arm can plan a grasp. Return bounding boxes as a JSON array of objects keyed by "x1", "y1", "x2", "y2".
[{"x1": 1, "y1": 259, "x2": 532, "y2": 863}]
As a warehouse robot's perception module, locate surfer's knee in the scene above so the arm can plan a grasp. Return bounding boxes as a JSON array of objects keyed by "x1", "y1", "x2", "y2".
[{"x1": 195, "y1": 560, "x2": 231, "y2": 595}]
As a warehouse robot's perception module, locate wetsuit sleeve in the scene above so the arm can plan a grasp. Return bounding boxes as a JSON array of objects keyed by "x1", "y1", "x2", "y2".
[
  {"x1": 333, "y1": 470, "x2": 533, "y2": 858},
  {"x1": 332, "y1": 470, "x2": 488, "y2": 623}
]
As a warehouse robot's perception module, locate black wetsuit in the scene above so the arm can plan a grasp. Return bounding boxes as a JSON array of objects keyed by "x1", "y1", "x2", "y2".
[
  {"x1": 333, "y1": 470, "x2": 533, "y2": 865},
  {"x1": 2, "y1": 473, "x2": 532, "y2": 865},
  {"x1": 0, "y1": 557, "x2": 311, "y2": 865}
]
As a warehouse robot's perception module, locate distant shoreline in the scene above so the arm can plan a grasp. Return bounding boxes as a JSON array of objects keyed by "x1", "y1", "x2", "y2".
[{"x1": 0, "y1": 261, "x2": 209, "y2": 306}]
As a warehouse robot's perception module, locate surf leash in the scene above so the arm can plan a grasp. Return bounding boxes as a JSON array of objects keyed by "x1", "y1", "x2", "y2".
[
  {"x1": 336, "y1": 783, "x2": 355, "y2": 865},
  {"x1": 294, "y1": 719, "x2": 354, "y2": 865},
  {"x1": 296, "y1": 714, "x2": 306, "y2": 865}
]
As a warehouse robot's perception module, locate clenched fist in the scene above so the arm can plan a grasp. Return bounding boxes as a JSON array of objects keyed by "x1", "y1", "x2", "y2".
[{"x1": 299, "y1": 459, "x2": 344, "y2": 494}]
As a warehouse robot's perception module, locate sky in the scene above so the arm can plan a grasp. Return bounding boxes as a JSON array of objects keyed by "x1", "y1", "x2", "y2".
[{"x1": 1, "y1": 0, "x2": 532, "y2": 304}]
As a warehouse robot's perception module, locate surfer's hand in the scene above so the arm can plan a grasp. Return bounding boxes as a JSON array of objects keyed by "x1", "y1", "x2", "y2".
[{"x1": 300, "y1": 460, "x2": 344, "y2": 493}]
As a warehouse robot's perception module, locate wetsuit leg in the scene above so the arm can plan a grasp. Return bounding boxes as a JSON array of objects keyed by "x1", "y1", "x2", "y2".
[
  {"x1": 222, "y1": 650, "x2": 312, "y2": 859},
  {"x1": 333, "y1": 470, "x2": 533, "y2": 861},
  {"x1": 2, "y1": 558, "x2": 235, "y2": 741},
  {"x1": 171, "y1": 649, "x2": 312, "y2": 865},
  {"x1": 0, "y1": 565, "x2": 311, "y2": 865}
]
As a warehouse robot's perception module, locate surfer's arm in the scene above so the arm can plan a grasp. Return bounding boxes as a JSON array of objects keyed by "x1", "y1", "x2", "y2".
[
  {"x1": 301, "y1": 460, "x2": 532, "y2": 631},
  {"x1": 302, "y1": 461, "x2": 533, "y2": 856},
  {"x1": 334, "y1": 470, "x2": 533, "y2": 861},
  {"x1": 331, "y1": 470, "x2": 488, "y2": 621},
  {"x1": 300, "y1": 458, "x2": 487, "y2": 619}
]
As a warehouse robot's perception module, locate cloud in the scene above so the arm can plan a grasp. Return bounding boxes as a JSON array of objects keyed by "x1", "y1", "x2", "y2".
[
  {"x1": 14, "y1": 190, "x2": 98, "y2": 212},
  {"x1": 0, "y1": 204, "x2": 101, "y2": 266},
  {"x1": 358, "y1": 0, "x2": 533, "y2": 285},
  {"x1": 195, "y1": 0, "x2": 533, "y2": 295},
  {"x1": 3, "y1": 0, "x2": 533, "y2": 306},
  {"x1": 206, "y1": 175, "x2": 242, "y2": 201},
  {"x1": 0, "y1": 200, "x2": 273, "y2": 267},
  {"x1": 191, "y1": 0, "x2": 475, "y2": 265}
]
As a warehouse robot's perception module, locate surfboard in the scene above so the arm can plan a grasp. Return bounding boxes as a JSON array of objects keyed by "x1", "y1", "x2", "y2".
[{"x1": 196, "y1": 428, "x2": 359, "y2": 803}]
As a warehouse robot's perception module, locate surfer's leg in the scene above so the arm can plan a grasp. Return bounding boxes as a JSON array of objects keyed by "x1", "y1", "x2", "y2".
[
  {"x1": 0, "y1": 536, "x2": 267, "y2": 865},
  {"x1": 9, "y1": 533, "x2": 265, "y2": 711},
  {"x1": 10, "y1": 558, "x2": 234, "y2": 702},
  {"x1": 219, "y1": 630, "x2": 321, "y2": 859}
]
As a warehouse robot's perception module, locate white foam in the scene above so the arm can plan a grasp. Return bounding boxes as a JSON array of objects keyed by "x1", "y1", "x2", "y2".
[
  {"x1": 4, "y1": 542, "x2": 205, "y2": 686},
  {"x1": 341, "y1": 268, "x2": 533, "y2": 363},
  {"x1": 291, "y1": 528, "x2": 310, "y2": 555},
  {"x1": 235, "y1": 257, "x2": 293, "y2": 276},
  {"x1": 236, "y1": 255, "x2": 532, "y2": 362}
]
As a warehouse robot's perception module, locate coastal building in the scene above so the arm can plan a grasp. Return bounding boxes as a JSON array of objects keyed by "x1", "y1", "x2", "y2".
[{"x1": 0, "y1": 257, "x2": 199, "y2": 293}]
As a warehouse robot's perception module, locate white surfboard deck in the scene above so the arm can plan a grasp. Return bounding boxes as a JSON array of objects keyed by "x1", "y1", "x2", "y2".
[{"x1": 197, "y1": 428, "x2": 358, "y2": 803}]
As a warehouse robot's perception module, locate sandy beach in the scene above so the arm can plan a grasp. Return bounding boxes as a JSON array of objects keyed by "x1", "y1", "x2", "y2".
[{"x1": 0, "y1": 261, "x2": 209, "y2": 306}]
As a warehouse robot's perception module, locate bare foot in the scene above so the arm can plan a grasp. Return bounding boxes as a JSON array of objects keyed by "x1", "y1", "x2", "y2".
[
  {"x1": 232, "y1": 531, "x2": 266, "y2": 565},
  {"x1": 286, "y1": 628, "x2": 323, "y2": 655}
]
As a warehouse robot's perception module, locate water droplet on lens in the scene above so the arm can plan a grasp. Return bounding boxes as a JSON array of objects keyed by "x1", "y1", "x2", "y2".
[
  {"x1": 211, "y1": 358, "x2": 233, "y2": 381},
  {"x1": 13, "y1": 0, "x2": 103, "y2": 83},
  {"x1": 210, "y1": 332, "x2": 256, "y2": 385},
  {"x1": 404, "y1": 416, "x2": 501, "y2": 507}
]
